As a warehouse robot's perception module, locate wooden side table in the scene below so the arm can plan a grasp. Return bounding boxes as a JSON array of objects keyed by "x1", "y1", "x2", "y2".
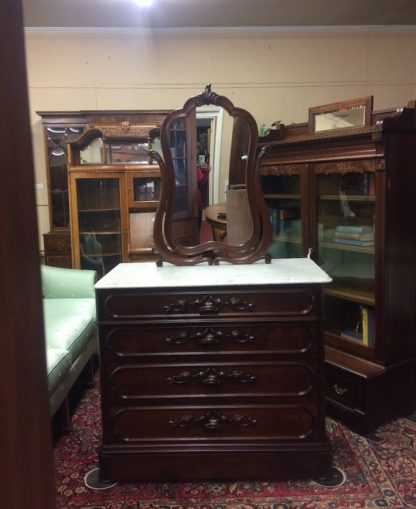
[{"x1": 204, "y1": 202, "x2": 227, "y2": 241}]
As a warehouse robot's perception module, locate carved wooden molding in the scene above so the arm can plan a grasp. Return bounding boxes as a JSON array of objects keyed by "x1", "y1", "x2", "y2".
[
  {"x1": 314, "y1": 160, "x2": 377, "y2": 174},
  {"x1": 166, "y1": 367, "x2": 257, "y2": 386},
  {"x1": 98, "y1": 123, "x2": 158, "y2": 138},
  {"x1": 168, "y1": 409, "x2": 257, "y2": 431},
  {"x1": 260, "y1": 163, "x2": 304, "y2": 176},
  {"x1": 163, "y1": 295, "x2": 255, "y2": 314},
  {"x1": 165, "y1": 328, "x2": 254, "y2": 346}
]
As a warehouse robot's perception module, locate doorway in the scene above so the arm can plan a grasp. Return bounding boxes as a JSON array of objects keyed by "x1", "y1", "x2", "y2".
[{"x1": 196, "y1": 106, "x2": 224, "y2": 206}]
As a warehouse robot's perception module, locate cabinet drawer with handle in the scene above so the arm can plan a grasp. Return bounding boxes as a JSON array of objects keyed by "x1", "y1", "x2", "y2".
[{"x1": 325, "y1": 366, "x2": 362, "y2": 410}]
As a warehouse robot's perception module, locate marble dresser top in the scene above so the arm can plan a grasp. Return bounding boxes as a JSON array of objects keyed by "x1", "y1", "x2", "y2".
[{"x1": 95, "y1": 258, "x2": 332, "y2": 290}]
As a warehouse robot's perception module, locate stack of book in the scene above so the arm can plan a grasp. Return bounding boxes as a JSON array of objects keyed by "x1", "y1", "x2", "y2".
[{"x1": 333, "y1": 225, "x2": 375, "y2": 247}]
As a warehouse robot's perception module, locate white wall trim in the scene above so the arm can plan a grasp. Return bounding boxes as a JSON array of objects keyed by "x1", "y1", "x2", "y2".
[{"x1": 24, "y1": 25, "x2": 416, "y2": 36}]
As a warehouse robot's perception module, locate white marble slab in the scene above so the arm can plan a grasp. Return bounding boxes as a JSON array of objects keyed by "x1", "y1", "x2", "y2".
[{"x1": 95, "y1": 258, "x2": 332, "y2": 289}]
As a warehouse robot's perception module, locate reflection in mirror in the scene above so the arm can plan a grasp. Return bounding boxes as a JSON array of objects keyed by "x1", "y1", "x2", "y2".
[
  {"x1": 106, "y1": 141, "x2": 149, "y2": 164},
  {"x1": 80, "y1": 137, "x2": 104, "y2": 164},
  {"x1": 309, "y1": 96, "x2": 373, "y2": 134},
  {"x1": 152, "y1": 85, "x2": 271, "y2": 265},
  {"x1": 314, "y1": 105, "x2": 366, "y2": 132}
]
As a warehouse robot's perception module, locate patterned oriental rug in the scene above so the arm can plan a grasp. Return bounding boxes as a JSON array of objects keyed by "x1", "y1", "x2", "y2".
[{"x1": 54, "y1": 379, "x2": 416, "y2": 509}]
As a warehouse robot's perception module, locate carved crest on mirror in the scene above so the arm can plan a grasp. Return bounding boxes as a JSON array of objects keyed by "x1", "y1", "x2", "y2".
[{"x1": 152, "y1": 85, "x2": 272, "y2": 265}]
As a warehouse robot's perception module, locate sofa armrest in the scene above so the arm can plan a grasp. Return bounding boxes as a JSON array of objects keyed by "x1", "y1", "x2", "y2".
[{"x1": 41, "y1": 265, "x2": 97, "y2": 299}]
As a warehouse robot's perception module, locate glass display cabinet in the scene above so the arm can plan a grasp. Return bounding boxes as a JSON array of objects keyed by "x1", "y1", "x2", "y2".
[
  {"x1": 260, "y1": 97, "x2": 416, "y2": 433},
  {"x1": 67, "y1": 126, "x2": 163, "y2": 277},
  {"x1": 38, "y1": 110, "x2": 170, "y2": 267},
  {"x1": 262, "y1": 172, "x2": 304, "y2": 259}
]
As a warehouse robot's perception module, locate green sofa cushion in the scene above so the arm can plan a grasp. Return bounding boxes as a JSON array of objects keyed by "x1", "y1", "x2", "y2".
[
  {"x1": 43, "y1": 298, "x2": 96, "y2": 363},
  {"x1": 41, "y1": 265, "x2": 97, "y2": 299},
  {"x1": 46, "y1": 347, "x2": 71, "y2": 395}
]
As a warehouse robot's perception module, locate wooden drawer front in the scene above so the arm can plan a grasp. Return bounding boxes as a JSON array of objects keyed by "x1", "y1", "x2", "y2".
[
  {"x1": 325, "y1": 366, "x2": 362, "y2": 410},
  {"x1": 109, "y1": 404, "x2": 316, "y2": 442},
  {"x1": 101, "y1": 323, "x2": 317, "y2": 358},
  {"x1": 108, "y1": 362, "x2": 316, "y2": 400},
  {"x1": 99, "y1": 287, "x2": 319, "y2": 321},
  {"x1": 43, "y1": 233, "x2": 71, "y2": 253}
]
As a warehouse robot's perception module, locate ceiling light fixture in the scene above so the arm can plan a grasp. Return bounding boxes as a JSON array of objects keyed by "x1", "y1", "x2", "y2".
[{"x1": 135, "y1": 0, "x2": 153, "y2": 6}]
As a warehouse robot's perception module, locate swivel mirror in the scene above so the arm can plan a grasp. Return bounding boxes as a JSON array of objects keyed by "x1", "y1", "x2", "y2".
[{"x1": 152, "y1": 85, "x2": 271, "y2": 265}]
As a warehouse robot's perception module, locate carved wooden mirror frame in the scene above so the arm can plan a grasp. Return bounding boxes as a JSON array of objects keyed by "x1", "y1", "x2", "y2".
[{"x1": 152, "y1": 85, "x2": 272, "y2": 265}]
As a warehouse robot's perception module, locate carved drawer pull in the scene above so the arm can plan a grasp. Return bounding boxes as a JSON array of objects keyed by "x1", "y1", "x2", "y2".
[
  {"x1": 163, "y1": 295, "x2": 255, "y2": 315},
  {"x1": 166, "y1": 367, "x2": 257, "y2": 386},
  {"x1": 165, "y1": 328, "x2": 255, "y2": 347},
  {"x1": 168, "y1": 409, "x2": 257, "y2": 431},
  {"x1": 333, "y1": 384, "x2": 348, "y2": 396}
]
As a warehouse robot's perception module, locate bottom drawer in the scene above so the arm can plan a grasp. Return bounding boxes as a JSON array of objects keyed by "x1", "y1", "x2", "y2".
[
  {"x1": 325, "y1": 365, "x2": 362, "y2": 410},
  {"x1": 108, "y1": 404, "x2": 318, "y2": 443}
]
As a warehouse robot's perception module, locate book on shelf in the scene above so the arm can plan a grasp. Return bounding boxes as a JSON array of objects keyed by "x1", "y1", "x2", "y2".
[
  {"x1": 333, "y1": 237, "x2": 375, "y2": 247},
  {"x1": 334, "y1": 230, "x2": 374, "y2": 241},
  {"x1": 368, "y1": 174, "x2": 376, "y2": 196},
  {"x1": 361, "y1": 306, "x2": 369, "y2": 346},
  {"x1": 268, "y1": 206, "x2": 299, "y2": 235},
  {"x1": 335, "y1": 225, "x2": 373, "y2": 234},
  {"x1": 268, "y1": 207, "x2": 278, "y2": 234},
  {"x1": 361, "y1": 306, "x2": 375, "y2": 347}
]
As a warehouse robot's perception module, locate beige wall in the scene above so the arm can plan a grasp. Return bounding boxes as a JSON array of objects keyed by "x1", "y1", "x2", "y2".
[{"x1": 24, "y1": 28, "x2": 416, "y2": 250}]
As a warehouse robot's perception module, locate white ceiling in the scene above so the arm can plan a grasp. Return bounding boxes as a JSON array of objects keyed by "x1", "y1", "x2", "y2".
[{"x1": 23, "y1": 0, "x2": 416, "y2": 29}]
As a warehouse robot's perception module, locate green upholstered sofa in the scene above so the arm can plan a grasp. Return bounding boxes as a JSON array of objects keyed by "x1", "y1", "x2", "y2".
[{"x1": 41, "y1": 265, "x2": 98, "y2": 418}]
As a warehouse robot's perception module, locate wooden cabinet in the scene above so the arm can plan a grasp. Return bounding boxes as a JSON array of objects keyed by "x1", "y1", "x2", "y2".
[
  {"x1": 95, "y1": 259, "x2": 332, "y2": 481},
  {"x1": 67, "y1": 127, "x2": 165, "y2": 276},
  {"x1": 37, "y1": 110, "x2": 170, "y2": 266},
  {"x1": 259, "y1": 98, "x2": 416, "y2": 433}
]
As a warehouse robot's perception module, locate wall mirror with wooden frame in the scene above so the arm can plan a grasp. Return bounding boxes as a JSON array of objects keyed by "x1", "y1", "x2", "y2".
[
  {"x1": 152, "y1": 85, "x2": 272, "y2": 265},
  {"x1": 309, "y1": 96, "x2": 373, "y2": 134}
]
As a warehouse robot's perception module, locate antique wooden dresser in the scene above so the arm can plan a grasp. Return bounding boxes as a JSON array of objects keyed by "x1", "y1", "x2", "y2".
[{"x1": 95, "y1": 258, "x2": 332, "y2": 481}]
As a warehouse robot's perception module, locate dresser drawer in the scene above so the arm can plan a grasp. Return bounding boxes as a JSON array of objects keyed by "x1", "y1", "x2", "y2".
[
  {"x1": 108, "y1": 404, "x2": 318, "y2": 443},
  {"x1": 107, "y1": 361, "x2": 317, "y2": 401},
  {"x1": 97, "y1": 286, "x2": 320, "y2": 321},
  {"x1": 100, "y1": 322, "x2": 318, "y2": 358}
]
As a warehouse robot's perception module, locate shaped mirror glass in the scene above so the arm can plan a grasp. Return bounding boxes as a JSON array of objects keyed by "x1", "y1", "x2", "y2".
[{"x1": 152, "y1": 85, "x2": 271, "y2": 265}]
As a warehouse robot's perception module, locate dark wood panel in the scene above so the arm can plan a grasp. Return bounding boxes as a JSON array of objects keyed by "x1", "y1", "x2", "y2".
[
  {"x1": 108, "y1": 361, "x2": 317, "y2": 399},
  {"x1": 101, "y1": 322, "x2": 317, "y2": 358},
  {"x1": 99, "y1": 286, "x2": 320, "y2": 321},
  {"x1": 99, "y1": 445, "x2": 332, "y2": 482},
  {"x1": 109, "y1": 404, "x2": 317, "y2": 442}
]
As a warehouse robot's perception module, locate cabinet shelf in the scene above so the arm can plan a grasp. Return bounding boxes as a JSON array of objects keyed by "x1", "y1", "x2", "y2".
[
  {"x1": 320, "y1": 194, "x2": 376, "y2": 202},
  {"x1": 81, "y1": 252, "x2": 121, "y2": 258},
  {"x1": 79, "y1": 231, "x2": 121, "y2": 235},
  {"x1": 272, "y1": 234, "x2": 302, "y2": 244},
  {"x1": 264, "y1": 193, "x2": 301, "y2": 200},
  {"x1": 324, "y1": 284, "x2": 374, "y2": 306},
  {"x1": 129, "y1": 201, "x2": 158, "y2": 210},
  {"x1": 78, "y1": 208, "x2": 120, "y2": 213}
]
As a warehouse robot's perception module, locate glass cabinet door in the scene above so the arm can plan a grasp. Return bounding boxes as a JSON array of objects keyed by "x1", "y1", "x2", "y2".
[
  {"x1": 75, "y1": 177, "x2": 123, "y2": 277},
  {"x1": 316, "y1": 170, "x2": 376, "y2": 351},
  {"x1": 127, "y1": 171, "x2": 161, "y2": 259},
  {"x1": 46, "y1": 125, "x2": 84, "y2": 228},
  {"x1": 261, "y1": 173, "x2": 303, "y2": 258},
  {"x1": 169, "y1": 116, "x2": 193, "y2": 215},
  {"x1": 128, "y1": 174, "x2": 161, "y2": 208}
]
